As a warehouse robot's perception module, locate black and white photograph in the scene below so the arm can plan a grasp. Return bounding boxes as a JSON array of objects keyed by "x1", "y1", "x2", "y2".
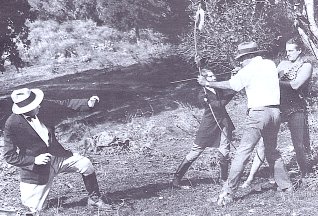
[{"x1": 1, "y1": 0, "x2": 318, "y2": 215}]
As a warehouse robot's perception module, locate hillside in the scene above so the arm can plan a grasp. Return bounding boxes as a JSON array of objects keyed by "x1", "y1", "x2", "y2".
[{"x1": 1, "y1": 20, "x2": 318, "y2": 216}]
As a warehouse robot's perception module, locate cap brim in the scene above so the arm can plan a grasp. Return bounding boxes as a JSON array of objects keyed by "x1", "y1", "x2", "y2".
[
  {"x1": 235, "y1": 50, "x2": 266, "y2": 60},
  {"x1": 12, "y1": 89, "x2": 44, "y2": 114}
]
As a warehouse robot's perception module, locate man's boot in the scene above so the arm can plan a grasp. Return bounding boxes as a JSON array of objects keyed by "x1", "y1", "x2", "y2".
[
  {"x1": 82, "y1": 172, "x2": 112, "y2": 210},
  {"x1": 172, "y1": 158, "x2": 193, "y2": 188},
  {"x1": 219, "y1": 152, "x2": 229, "y2": 182}
]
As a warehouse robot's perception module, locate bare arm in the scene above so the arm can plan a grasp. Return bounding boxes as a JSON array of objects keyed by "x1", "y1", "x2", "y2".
[
  {"x1": 206, "y1": 81, "x2": 232, "y2": 90},
  {"x1": 241, "y1": 140, "x2": 265, "y2": 188},
  {"x1": 289, "y1": 63, "x2": 312, "y2": 90},
  {"x1": 279, "y1": 63, "x2": 312, "y2": 90}
]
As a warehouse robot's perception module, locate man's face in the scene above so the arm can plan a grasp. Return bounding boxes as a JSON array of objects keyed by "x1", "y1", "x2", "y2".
[
  {"x1": 286, "y1": 44, "x2": 301, "y2": 62},
  {"x1": 25, "y1": 105, "x2": 41, "y2": 116},
  {"x1": 206, "y1": 73, "x2": 216, "y2": 82}
]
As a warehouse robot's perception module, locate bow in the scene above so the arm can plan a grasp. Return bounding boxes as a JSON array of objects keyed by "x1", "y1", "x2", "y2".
[
  {"x1": 193, "y1": 0, "x2": 233, "y2": 145},
  {"x1": 193, "y1": 1, "x2": 270, "y2": 166}
]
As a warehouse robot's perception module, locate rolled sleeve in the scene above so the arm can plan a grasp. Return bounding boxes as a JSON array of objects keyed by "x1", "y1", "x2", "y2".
[
  {"x1": 228, "y1": 65, "x2": 252, "y2": 92},
  {"x1": 229, "y1": 74, "x2": 246, "y2": 91}
]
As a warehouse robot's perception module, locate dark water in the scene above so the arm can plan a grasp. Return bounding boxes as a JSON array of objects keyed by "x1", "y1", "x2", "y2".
[{"x1": 0, "y1": 56, "x2": 203, "y2": 129}]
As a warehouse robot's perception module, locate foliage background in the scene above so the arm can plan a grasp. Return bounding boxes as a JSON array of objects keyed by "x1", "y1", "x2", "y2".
[
  {"x1": 178, "y1": 0, "x2": 296, "y2": 72},
  {"x1": 1, "y1": 0, "x2": 318, "y2": 215},
  {"x1": 0, "y1": 0, "x2": 35, "y2": 72},
  {"x1": 3, "y1": 0, "x2": 318, "y2": 72}
]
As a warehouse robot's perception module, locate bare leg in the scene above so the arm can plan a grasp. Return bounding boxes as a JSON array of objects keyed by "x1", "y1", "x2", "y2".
[{"x1": 241, "y1": 139, "x2": 265, "y2": 188}]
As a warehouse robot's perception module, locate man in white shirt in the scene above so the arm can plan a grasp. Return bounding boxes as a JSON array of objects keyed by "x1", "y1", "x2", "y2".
[{"x1": 197, "y1": 41, "x2": 292, "y2": 205}]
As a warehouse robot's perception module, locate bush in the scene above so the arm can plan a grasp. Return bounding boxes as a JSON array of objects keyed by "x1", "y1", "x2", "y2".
[
  {"x1": 17, "y1": 19, "x2": 170, "y2": 69},
  {"x1": 57, "y1": 103, "x2": 201, "y2": 155},
  {"x1": 178, "y1": 0, "x2": 294, "y2": 71},
  {"x1": 0, "y1": 0, "x2": 35, "y2": 72}
]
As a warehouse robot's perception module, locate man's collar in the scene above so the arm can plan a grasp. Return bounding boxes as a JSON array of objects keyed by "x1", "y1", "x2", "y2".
[
  {"x1": 22, "y1": 114, "x2": 37, "y2": 122},
  {"x1": 250, "y1": 56, "x2": 262, "y2": 61},
  {"x1": 245, "y1": 56, "x2": 263, "y2": 66}
]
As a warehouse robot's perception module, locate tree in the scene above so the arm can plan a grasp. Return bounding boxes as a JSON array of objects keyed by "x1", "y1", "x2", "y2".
[
  {"x1": 29, "y1": 0, "x2": 173, "y2": 41},
  {"x1": 179, "y1": 0, "x2": 318, "y2": 72},
  {"x1": 96, "y1": 0, "x2": 170, "y2": 41},
  {"x1": 293, "y1": 0, "x2": 318, "y2": 59},
  {"x1": 28, "y1": 0, "x2": 190, "y2": 42},
  {"x1": 0, "y1": 0, "x2": 34, "y2": 72},
  {"x1": 28, "y1": 0, "x2": 102, "y2": 24},
  {"x1": 157, "y1": 1, "x2": 191, "y2": 42},
  {"x1": 178, "y1": 0, "x2": 294, "y2": 72}
]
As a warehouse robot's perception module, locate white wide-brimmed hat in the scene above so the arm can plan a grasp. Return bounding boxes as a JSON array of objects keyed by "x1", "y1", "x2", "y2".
[
  {"x1": 11, "y1": 88, "x2": 44, "y2": 114},
  {"x1": 235, "y1": 41, "x2": 266, "y2": 60}
]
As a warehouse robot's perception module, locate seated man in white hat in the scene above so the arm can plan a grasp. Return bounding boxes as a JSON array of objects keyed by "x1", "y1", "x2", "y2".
[{"x1": 3, "y1": 88, "x2": 110, "y2": 215}]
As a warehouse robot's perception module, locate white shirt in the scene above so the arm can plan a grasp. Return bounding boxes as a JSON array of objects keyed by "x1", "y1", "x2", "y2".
[
  {"x1": 229, "y1": 56, "x2": 280, "y2": 108},
  {"x1": 205, "y1": 86, "x2": 216, "y2": 94},
  {"x1": 24, "y1": 115, "x2": 49, "y2": 146}
]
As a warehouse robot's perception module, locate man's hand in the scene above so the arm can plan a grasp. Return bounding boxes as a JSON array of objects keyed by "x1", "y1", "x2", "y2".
[
  {"x1": 194, "y1": 55, "x2": 201, "y2": 66},
  {"x1": 201, "y1": 68, "x2": 212, "y2": 76},
  {"x1": 201, "y1": 69, "x2": 216, "y2": 82},
  {"x1": 197, "y1": 75, "x2": 209, "y2": 87},
  {"x1": 88, "y1": 96, "x2": 100, "y2": 108},
  {"x1": 231, "y1": 67, "x2": 241, "y2": 76},
  {"x1": 72, "y1": 152, "x2": 80, "y2": 157},
  {"x1": 278, "y1": 70, "x2": 284, "y2": 78},
  {"x1": 34, "y1": 153, "x2": 52, "y2": 165}
]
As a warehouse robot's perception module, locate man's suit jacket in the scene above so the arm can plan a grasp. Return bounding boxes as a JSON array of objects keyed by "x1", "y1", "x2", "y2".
[
  {"x1": 3, "y1": 98, "x2": 92, "y2": 185},
  {"x1": 195, "y1": 88, "x2": 236, "y2": 148}
]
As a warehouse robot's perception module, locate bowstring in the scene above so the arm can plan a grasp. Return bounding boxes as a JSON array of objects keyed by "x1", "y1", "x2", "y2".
[
  {"x1": 193, "y1": 2, "x2": 235, "y2": 149},
  {"x1": 194, "y1": 1, "x2": 268, "y2": 166}
]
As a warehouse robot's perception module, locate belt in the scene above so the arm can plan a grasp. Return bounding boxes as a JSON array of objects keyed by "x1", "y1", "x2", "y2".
[
  {"x1": 264, "y1": 105, "x2": 280, "y2": 109},
  {"x1": 247, "y1": 105, "x2": 280, "y2": 115}
]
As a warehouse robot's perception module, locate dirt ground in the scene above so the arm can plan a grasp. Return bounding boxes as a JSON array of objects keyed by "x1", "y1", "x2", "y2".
[
  {"x1": 0, "y1": 56, "x2": 199, "y2": 129},
  {"x1": 1, "y1": 56, "x2": 318, "y2": 216}
]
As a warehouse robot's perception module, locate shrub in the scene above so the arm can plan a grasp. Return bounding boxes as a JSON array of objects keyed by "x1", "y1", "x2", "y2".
[
  {"x1": 0, "y1": 0, "x2": 35, "y2": 72},
  {"x1": 178, "y1": 0, "x2": 294, "y2": 71},
  {"x1": 17, "y1": 19, "x2": 170, "y2": 69}
]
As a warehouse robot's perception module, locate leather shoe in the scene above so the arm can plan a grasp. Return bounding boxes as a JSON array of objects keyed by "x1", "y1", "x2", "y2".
[
  {"x1": 277, "y1": 186, "x2": 293, "y2": 192},
  {"x1": 172, "y1": 178, "x2": 182, "y2": 188},
  {"x1": 217, "y1": 191, "x2": 233, "y2": 206},
  {"x1": 87, "y1": 197, "x2": 112, "y2": 210}
]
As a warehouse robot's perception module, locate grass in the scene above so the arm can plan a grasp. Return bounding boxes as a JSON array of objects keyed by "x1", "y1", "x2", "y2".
[
  {"x1": 1, "y1": 18, "x2": 318, "y2": 216},
  {"x1": 2, "y1": 99, "x2": 318, "y2": 215},
  {"x1": 1, "y1": 19, "x2": 172, "y2": 92}
]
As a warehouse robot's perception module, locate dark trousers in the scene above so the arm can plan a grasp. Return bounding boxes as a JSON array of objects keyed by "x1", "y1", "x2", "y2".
[{"x1": 287, "y1": 111, "x2": 311, "y2": 176}]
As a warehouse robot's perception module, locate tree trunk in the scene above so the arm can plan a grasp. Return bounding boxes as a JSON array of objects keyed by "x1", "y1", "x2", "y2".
[
  {"x1": 135, "y1": 26, "x2": 140, "y2": 44},
  {"x1": 297, "y1": 27, "x2": 318, "y2": 58},
  {"x1": 294, "y1": 0, "x2": 318, "y2": 59},
  {"x1": 304, "y1": 0, "x2": 318, "y2": 38}
]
